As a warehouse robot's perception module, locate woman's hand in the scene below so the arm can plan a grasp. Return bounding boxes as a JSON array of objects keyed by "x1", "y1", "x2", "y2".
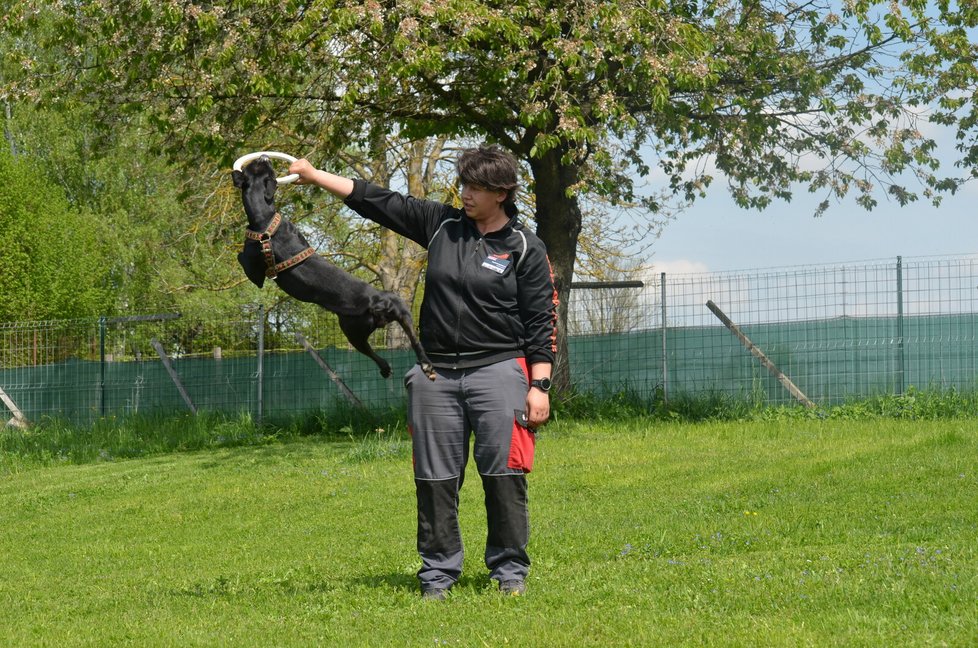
[
  {"x1": 288, "y1": 158, "x2": 318, "y2": 185},
  {"x1": 525, "y1": 387, "x2": 550, "y2": 429}
]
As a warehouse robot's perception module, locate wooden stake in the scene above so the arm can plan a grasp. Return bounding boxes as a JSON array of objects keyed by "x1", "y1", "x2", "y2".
[
  {"x1": 0, "y1": 385, "x2": 29, "y2": 428},
  {"x1": 150, "y1": 338, "x2": 198, "y2": 414},
  {"x1": 706, "y1": 300, "x2": 816, "y2": 409},
  {"x1": 295, "y1": 334, "x2": 365, "y2": 409}
]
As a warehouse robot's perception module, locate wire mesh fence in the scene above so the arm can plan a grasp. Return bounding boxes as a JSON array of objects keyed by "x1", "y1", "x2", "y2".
[
  {"x1": 567, "y1": 254, "x2": 978, "y2": 406},
  {"x1": 2, "y1": 254, "x2": 976, "y2": 425}
]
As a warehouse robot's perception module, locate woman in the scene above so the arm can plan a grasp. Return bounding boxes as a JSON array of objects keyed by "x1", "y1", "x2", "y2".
[{"x1": 289, "y1": 145, "x2": 557, "y2": 599}]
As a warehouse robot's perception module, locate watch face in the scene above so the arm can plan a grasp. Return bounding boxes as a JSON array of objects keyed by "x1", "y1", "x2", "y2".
[{"x1": 534, "y1": 378, "x2": 552, "y2": 391}]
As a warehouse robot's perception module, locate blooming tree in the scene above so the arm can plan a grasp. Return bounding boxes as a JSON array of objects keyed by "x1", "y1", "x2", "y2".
[{"x1": 6, "y1": 0, "x2": 977, "y2": 387}]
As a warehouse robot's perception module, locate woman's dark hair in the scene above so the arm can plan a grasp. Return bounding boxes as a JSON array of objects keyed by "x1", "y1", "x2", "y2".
[{"x1": 457, "y1": 145, "x2": 519, "y2": 211}]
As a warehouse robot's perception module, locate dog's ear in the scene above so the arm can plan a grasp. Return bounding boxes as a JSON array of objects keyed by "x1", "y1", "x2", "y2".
[
  {"x1": 263, "y1": 174, "x2": 277, "y2": 202},
  {"x1": 232, "y1": 170, "x2": 246, "y2": 188}
]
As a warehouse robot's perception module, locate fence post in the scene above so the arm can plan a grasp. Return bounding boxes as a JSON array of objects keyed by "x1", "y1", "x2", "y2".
[
  {"x1": 896, "y1": 256, "x2": 905, "y2": 395},
  {"x1": 661, "y1": 272, "x2": 668, "y2": 403},
  {"x1": 256, "y1": 305, "x2": 265, "y2": 425},
  {"x1": 99, "y1": 316, "x2": 106, "y2": 416}
]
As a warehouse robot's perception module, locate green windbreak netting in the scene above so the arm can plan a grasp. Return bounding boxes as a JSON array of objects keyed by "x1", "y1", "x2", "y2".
[
  {"x1": 570, "y1": 313, "x2": 978, "y2": 404},
  {"x1": 3, "y1": 256, "x2": 976, "y2": 424},
  {"x1": 0, "y1": 349, "x2": 420, "y2": 425},
  {"x1": 2, "y1": 313, "x2": 975, "y2": 425}
]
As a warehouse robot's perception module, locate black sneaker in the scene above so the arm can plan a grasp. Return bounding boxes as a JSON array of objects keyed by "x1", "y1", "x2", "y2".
[
  {"x1": 421, "y1": 587, "x2": 450, "y2": 601},
  {"x1": 498, "y1": 579, "x2": 526, "y2": 596}
]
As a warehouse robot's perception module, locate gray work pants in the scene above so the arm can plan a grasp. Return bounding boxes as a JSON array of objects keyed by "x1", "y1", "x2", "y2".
[{"x1": 404, "y1": 358, "x2": 536, "y2": 590}]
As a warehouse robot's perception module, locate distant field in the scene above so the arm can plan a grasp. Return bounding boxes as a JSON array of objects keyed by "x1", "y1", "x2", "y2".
[{"x1": 1, "y1": 418, "x2": 975, "y2": 646}]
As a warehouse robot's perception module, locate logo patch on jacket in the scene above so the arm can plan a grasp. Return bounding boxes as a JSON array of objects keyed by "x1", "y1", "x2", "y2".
[{"x1": 481, "y1": 253, "x2": 511, "y2": 274}]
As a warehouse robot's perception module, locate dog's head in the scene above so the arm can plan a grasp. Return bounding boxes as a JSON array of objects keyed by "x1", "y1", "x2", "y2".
[{"x1": 232, "y1": 156, "x2": 278, "y2": 224}]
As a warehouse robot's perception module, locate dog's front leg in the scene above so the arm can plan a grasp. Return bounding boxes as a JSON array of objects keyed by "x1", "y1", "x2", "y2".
[{"x1": 237, "y1": 247, "x2": 268, "y2": 288}]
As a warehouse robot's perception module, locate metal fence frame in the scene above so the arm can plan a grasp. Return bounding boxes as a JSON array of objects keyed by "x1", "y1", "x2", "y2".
[
  {"x1": 2, "y1": 254, "x2": 976, "y2": 425},
  {"x1": 566, "y1": 254, "x2": 978, "y2": 406}
]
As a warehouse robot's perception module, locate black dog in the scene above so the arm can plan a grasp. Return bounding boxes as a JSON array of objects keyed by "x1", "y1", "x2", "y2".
[{"x1": 232, "y1": 156, "x2": 435, "y2": 380}]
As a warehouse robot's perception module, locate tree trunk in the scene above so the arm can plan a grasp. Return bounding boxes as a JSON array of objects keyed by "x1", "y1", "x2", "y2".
[
  {"x1": 378, "y1": 228, "x2": 425, "y2": 349},
  {"x1": 529, "y1": 149, "x2": 583, "y2": 393},
  {"x1": 374, "y1": 138, "x2": 443, "y2": 349}
]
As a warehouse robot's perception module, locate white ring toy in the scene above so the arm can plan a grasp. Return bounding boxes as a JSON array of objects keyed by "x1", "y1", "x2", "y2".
[{"x1": 232, "y1": 151, "x2": 299, "y2": 185}]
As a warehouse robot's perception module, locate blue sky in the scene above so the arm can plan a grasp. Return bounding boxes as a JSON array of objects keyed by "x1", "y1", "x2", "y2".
[
  {"x1": 646, "y1": 110, "x2": 977, "y2": 275},
  {"x1": 651, "y1": 177, "x2": 976, "y2": 274}
]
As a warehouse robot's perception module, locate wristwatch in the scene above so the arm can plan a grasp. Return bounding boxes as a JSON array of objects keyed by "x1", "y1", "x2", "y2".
[{"x1": 530, "y1": 377, "x2": 552, "y2": 392}]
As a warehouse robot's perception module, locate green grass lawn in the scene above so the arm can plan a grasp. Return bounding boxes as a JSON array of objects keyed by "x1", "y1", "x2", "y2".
[{"x1": 1, "y1": 418, "x2": 976, "y2": 646}]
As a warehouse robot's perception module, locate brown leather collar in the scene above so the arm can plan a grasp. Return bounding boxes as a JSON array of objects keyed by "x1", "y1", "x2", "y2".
[{"x1": 244, "y1": 213, "x2": 316, "y2": 279}]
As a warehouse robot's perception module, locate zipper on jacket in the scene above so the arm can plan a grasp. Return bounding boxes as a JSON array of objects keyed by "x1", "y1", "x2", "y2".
[{"x1": 451, "y1": 235, "x2": 486, "y2": 368}]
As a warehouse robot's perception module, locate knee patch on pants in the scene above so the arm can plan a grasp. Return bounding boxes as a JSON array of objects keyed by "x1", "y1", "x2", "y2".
[
  {"x1": 482, "y1": 473, "x2": 529, "y2": 549},
  {"x1": 416, "y1": 478, "x2": 462, "y2": 554}
]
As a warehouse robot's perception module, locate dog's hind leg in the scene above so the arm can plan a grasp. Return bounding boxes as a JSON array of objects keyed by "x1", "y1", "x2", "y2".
[
  {"x1": 395, "y1": 319, "x2": 435, "y2": 381},
  {"x1": 374, "y1": 294, "x2": 436, "y2": 381},
  {"x1": 337, "y1": 313, "x2": 393, "y2": 378}
]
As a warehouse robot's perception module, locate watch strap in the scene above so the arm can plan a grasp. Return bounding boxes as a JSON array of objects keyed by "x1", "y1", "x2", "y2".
[{"x1": 530, "y1": 378, "x2": 552, "y2": 392}]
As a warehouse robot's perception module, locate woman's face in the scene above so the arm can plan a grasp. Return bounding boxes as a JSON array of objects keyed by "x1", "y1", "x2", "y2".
[{"x1": 460, "y1": 183, "x2": 507, "y2": 221}]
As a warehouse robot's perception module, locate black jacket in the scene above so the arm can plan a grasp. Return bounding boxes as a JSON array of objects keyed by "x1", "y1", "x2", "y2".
[{"x1": 345, "y1": 179, "x2": 558, "y2": 369}]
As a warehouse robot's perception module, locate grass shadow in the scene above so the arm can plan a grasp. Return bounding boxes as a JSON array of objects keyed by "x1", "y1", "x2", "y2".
[
  {"x1": 355, "y1": 572, "x2": 417, "y2": 593},
  {"x1": 353, "y1": 572, "x2": 494, "y2": 596}
]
